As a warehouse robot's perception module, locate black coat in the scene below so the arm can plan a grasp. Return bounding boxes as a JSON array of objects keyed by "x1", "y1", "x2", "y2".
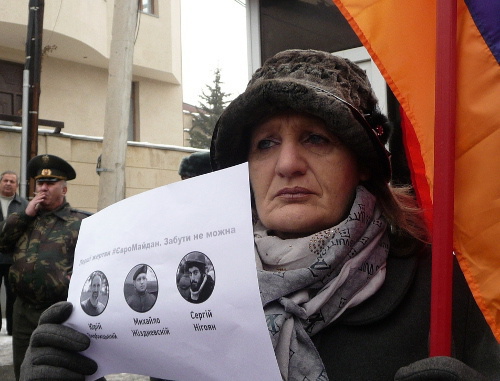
[
  {"x1": 0, "y1": 193, "x2": 28, "y2": 264},
  {"x1": 312, "y1": 247, "x2": 500, "y2": 380},
  {"x1": 188, "y1": 274, "x2": 215, "y2": 304}
]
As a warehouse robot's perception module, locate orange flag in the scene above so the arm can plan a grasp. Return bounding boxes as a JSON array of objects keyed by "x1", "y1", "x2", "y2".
[{"x1": 331, "y1": 0, "x2": 500, "y2": 341}]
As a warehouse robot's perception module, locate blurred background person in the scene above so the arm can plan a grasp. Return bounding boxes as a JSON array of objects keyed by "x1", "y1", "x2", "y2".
[
  {"x1": 178, "y1": 151, "x2": 212, "y2": 180},
  {"x1": 0, "y1": 171, "x2": 27, "y2": 336}
]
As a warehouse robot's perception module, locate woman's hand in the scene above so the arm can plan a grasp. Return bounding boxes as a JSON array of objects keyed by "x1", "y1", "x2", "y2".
[{"x1": 20, "y1": 301, "x2": 98, "y2": 381}]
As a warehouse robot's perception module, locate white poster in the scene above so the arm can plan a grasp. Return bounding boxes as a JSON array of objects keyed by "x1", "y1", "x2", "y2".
[{"x1": 65, "y1": 163, "x2": 281, "y2": 381}]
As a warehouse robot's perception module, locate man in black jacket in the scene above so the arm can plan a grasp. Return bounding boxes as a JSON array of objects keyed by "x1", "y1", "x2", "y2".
[
  {"x1": 185, "y1": 251, "x2": 215, "y2": 304},
  {"x1": 0, "y1": 171, "x2": 28, "y2": 335}
]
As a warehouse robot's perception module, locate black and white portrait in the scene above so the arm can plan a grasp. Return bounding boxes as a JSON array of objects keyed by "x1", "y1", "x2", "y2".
[
  {"x1": 177, "y1": 251, "x2": 215, "y2": 304},
  {"x1": 80, "y1": 271, "x2": 109, "y2": 317},
  {"x1": 124, "y1": 264, "x2": 158, "y2": 313}
]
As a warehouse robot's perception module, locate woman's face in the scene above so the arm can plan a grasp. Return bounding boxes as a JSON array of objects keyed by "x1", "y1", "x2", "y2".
[{"x1": 248, "y1": 112, "x2": 366, "y2": 238}]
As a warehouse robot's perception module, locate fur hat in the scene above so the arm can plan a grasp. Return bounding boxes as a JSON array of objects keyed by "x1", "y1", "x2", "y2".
[
  {"x1": 178, "y1": 151, "x2": 212, "y2": 179},
  {"x1": 185, "y1": 251, "x2": 206, "y2": 273},
  {"x1": 210, "y1": 49, "x2": 392, "y2": 181}
]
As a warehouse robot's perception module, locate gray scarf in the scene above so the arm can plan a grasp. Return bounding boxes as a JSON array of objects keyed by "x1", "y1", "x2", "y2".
[{"x1": 255, "y1": 186, "x2": 389, "y2": 380}]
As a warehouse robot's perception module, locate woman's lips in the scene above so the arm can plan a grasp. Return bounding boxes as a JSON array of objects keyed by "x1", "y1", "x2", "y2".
[{"x1": 275, "y1": 187, "x2": 314, "y2": 199}]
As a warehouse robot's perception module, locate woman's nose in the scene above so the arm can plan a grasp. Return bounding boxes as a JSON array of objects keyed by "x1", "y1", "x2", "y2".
[{"x1": 275, "y1": 142, "x2": 307, "y2": 177}]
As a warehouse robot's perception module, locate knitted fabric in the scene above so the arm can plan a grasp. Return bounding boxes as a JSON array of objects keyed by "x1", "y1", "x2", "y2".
[{"x1": 211, "y1": 49, "x2": 392, "y2": 181}]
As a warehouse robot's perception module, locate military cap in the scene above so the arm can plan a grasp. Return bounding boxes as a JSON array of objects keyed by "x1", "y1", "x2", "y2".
[
  {"x1": 27, "y1": 154, "x2": 76, "y2": 182},
  {"x1": 133, "y1": 264, "x2": 148, "y2": 280}
]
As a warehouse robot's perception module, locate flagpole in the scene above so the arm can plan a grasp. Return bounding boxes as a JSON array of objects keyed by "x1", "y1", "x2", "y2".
[{"x1": 430, "y1": 0, "x2": 457, "y2": 356}]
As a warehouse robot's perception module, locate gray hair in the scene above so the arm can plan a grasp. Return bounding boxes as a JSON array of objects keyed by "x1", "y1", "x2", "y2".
[{"x1": 0, "y1": 170, "x2": 18, "y2": 182}]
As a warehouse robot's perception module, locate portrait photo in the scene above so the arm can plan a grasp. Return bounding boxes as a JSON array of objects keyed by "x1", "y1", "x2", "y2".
[
  {"x1": 124, "y1": 264, "x2": 158, "y2": 313},
  {"x1": 177, "y1": 251, "x2": 215, "y2": 304},
  {"x1": 80, "y1": 270, "x2": 109, "y2": 317}
]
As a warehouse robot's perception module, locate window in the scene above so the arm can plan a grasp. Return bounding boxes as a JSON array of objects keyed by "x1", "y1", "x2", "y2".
[
  {"x1": 139, "y1": 0, "x2": 156, "y2": 15},
  {"x1": 128, "y1": 82, "x2": 140, "y2": 141},
  {"x1": 0, "y1": 60, "x2": 23, "y2": 116}
]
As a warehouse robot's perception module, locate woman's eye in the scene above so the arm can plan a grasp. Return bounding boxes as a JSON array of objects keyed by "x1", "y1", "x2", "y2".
[
  {"x1": 305, "y1": 134, "x2": 329, "y2": 145},
  {"x1": 256, "y1": 139, "x2": 277, "y2": 150}
]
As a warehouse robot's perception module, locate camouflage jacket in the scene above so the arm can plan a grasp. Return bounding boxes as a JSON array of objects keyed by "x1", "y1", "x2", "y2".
[{"x1": 0, "y1": 201, "x2": 89, "y2": 306}]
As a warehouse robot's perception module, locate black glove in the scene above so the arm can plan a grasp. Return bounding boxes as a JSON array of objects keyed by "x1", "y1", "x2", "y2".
[
  {"x1": 20, "y1": 301, "x2": 99, "y2": 381},
  {"x1": 394, "y1": 356, "x2": 489, "y2": 381}
]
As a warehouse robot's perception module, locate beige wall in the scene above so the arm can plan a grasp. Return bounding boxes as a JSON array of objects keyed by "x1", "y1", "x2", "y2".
[
  {"x1": 134, "y1": 76, "x2": 184, "y2": 145},
  {"x1": 0, "y1": 0, "x2": 184, "y2": 146},
  {"x1": 183, "y1": 111, "x2": 194, "y2": 146},
  {"x1": 134, "y1": 1, "x2": 182, "y2": 82},
  {"x1": 0, "y1": 128, "x2": 199, "y2": 214},
  {"x1": 39, "y1": 58, "x2": 108, "y2": 137},
  {"x1": 0, "y1": 1, "x2": 189, "y2": 213},
  {"x1": 37, "y1": 57, "x2": 184, "y2": 146},
  {"x1": 0, "y1": 0, "x2": 182, "y2": 81}
]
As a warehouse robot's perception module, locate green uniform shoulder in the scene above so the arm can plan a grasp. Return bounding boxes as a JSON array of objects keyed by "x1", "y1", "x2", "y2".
[{"x1": 70, "y1": 208, "x2": 93, "y2": 218}]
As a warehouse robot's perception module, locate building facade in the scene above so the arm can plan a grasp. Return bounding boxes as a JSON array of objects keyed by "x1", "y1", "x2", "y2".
[{"x1": 0, "y1": 0, "x2": 197, "y2": 213}]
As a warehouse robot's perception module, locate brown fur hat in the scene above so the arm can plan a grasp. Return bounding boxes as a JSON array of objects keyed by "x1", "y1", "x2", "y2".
[{"x1": 210, "y1": 49, "x2": 392, "y2": 181}]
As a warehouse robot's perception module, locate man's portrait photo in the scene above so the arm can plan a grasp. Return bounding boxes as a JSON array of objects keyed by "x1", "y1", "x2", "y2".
[
  {"x1": 80, "y1": 271, "x2": 109, "y2": 316},
  {"x1": 177, "y1": 251, "x2": 215, "y2": 304},
  {"x1": 124, "y1": 264, "x2": 158, "y2": 313}
]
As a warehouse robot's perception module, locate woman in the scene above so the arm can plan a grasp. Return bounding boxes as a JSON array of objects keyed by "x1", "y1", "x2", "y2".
[{"x1": 21, "y1": 50, "x2": 499, "y2": 380}]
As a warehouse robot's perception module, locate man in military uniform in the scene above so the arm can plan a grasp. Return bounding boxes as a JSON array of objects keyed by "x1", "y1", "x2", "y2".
[
  {"x1": 0, "y1": 171, "x2": 28, "y2": 335},
  {"x1": 126, "y1": 265, "x2": 157, "y2": 313},
  {"x1": 0, "y1": 154, "x2": 90, "y2": 380}
]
